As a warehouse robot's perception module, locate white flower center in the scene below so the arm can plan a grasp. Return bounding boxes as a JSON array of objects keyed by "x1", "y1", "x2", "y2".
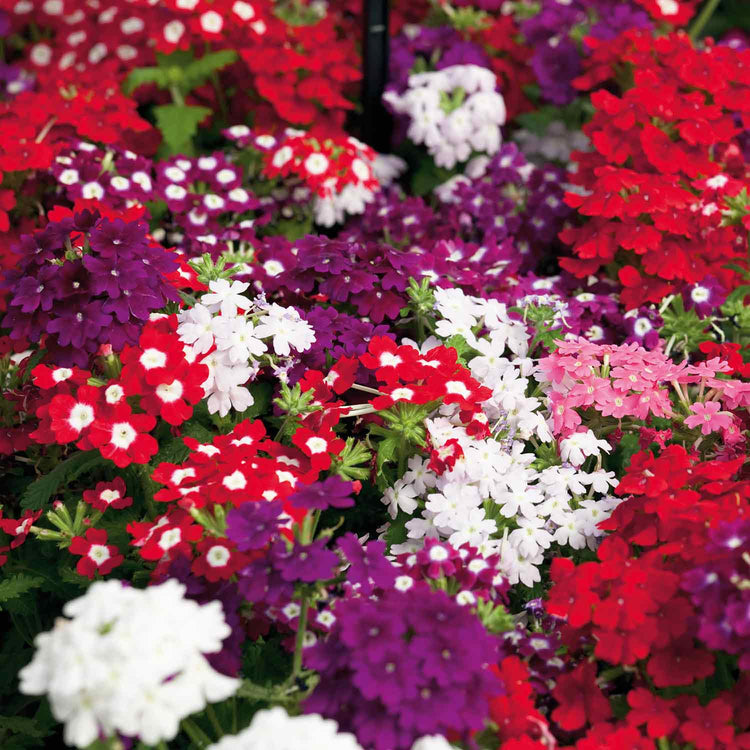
[
  {"x1": 111, "y1": 422, "x2": 137, "y2": 449},
  {"x1": 223, "y1": 470, "x2": 247, "y2": 490},
  {"x1": 69, "y1": 404, "x2": 95, "y2": 430},
  {"x1": 305, "y1": 437, "x2": 328, "y2": 454},
  {"x1": 207, "y1": 546, "x2": 231, "y2": 567},
  {"x1": 156, "y1": 380, "x2": 184, "y2": 403},
  {"x1": 88, "y1": 545, "x2": 110, "y2": 563},
  {"x1": 140, "y1": 348, "x2": 167, "y2": 370}
]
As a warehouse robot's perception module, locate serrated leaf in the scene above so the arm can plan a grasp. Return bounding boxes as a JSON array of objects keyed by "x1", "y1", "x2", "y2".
[
  {"x1": 20, "y1": 450, "x2": 104, "y2": 510},
  {"x1": 58, "y1": 565, "x2": 90, "y2": 589},
  {"x1": 154, "y1": 104, "x2": 211, "y2": 156},
  {"x1": 0, "y1": 574, "x2": 43, "y2": 609},
  {"x1": 183, "y1": 50, "x2": 237, "y2": 90},
  {"x1": 376, "y1": 435, "x2": 400, "y2": 472},
  {"x1": 123, "y1": 66, "x2": 170, "y2": 95}
]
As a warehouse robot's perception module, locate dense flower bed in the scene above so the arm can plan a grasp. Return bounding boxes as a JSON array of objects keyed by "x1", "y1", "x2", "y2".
[{"x1": 1, "y1": 0, "x2": 750, "y2": 748}]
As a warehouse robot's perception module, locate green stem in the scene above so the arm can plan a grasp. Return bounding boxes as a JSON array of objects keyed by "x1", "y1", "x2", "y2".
[
  {"x1": 274, "y1": 414, "x2": 293, "y2": 442},
  {"x1": 290, "y1": 593, "x2": 310, "y2": 682},
  {"x1": 181, "y1": 718, "x2": 212, "y2": 749},
  {"x1": 657, "y1": 738, "x2": 670, "y2": 750},
  {"x1": 688, "y1": 0, "x2": 721, "y2": 41},
  {"x1": 170, "y1": 85, "x2": 186, "y2": 107},
  {"x1": 205, "y1": 703, "x2": 224, "y2": 740}
]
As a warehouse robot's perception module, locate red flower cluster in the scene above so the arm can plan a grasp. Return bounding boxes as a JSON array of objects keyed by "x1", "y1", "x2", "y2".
[
  {"x1": 561, "y1": 31, "x2": 750, "y2": 307},
  {"x1": 31, "y1": 317, "x2": 207, "y2": 468},
  {"x1": 252, "y1": 129, "x2": 379, "y2": 200},
  {"x1": 359, "y1": 337, "x2": 492, "y2": 432},
  {"x1": 240, "y1": 16, "x2": 361, "y2": 127},
  {"x1": 138, "y1": 416, "x2": 340, "y2": 575},
  {"x1": 543, "y1": 445, "x2": 750, "y2": 747}
]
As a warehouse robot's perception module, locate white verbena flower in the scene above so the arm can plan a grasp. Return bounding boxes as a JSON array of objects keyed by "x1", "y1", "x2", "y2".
[
  {"x1": 201, "y1": 278, "x2": 253, "y2": 317},
  {"x1": 207, "y1": 707, "x2": 364, "y2": 750},
  {"x1": 19, "y1": 580, "x2": 239, "y2": 748}
]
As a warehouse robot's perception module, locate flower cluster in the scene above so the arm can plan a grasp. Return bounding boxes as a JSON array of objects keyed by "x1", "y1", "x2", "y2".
[
  {"x1": 2, "y1": 212, "x2": 179, "y2": 366},
  {"x1": 304, "y1": 584, "x2": 499, "y2": 750},
  {"x1": 177, "y1": 280, "x2": 315, "y2": 415},
  {"x1": 3, "y1": 1, "x2": 750, "y2": 749},
  {"x1": 384, "y1": 64, "x2": 506, "y2": 169},
  {"x1": 225, "y1": 126, "x2": 402, "y2": 226},
  {"x1": 19, "y1": 579, "x2": 239, "y2": 748},
  {"x1": 562, "y1": 31, "x2": 750, "y2": 306}
]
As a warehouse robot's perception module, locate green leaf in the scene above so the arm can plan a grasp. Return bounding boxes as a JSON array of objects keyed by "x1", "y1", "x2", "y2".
[
  {"x1": 0, "y1": 574, "x2": 43, "y2": 609},
  {"x1": 123, "y1": 66, "x2": 170, "y2": 95},
  {"x1": 383, "y1": 513, "x2": 409, "y2": 548},
  {"x1": 725, "y1": 284, "x2": 750, "y2": 306},
  {"x1": 183, "y1": 50, "x2": 238, "y2": 90},
  {"x1": 153, "y1": 104, "x2": 211, "y2": 157},
  {"x1": 376, "y1": 435, "x2": 400, "y2": 473},
  {"x1": 410, "y1": 158, "x2": 454, "y2": 197},
  {"x1": 0, "y1": 716, "x2": 50, "y2": 739},
  {"x1": 20, "y1": 450, "x2": 104, "y2": 510}
]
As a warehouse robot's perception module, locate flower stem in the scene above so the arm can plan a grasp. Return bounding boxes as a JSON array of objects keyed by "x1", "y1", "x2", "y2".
[
  {"x1": 689, "y1": 0, "x2": 721, "y2": 41},
  {"x1": 291, "y1": 592, "x2": 310, "y2": 682},
  {"x1": 181, "y1": 718, "x2": 212, "y2": 748},
  {"x1": 206, "y1": 703, "x2": 224, "y2": 740}
]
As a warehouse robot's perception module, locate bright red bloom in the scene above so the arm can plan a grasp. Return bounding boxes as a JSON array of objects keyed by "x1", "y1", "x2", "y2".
[
  {"x1": 31, "y1": 365, "x2": 90, "y2": 390},
  {"x1": 87, "y1": 403, "x2": 158, "y2": 468},
  {"x1": 131, "y1": 514, "x2": 203, "y2": 562},
  {"x1": 427, "y1": 438, "x2": 464, "y2": 475},
  {"x1": 647, "y1": 636, "x2": 715, "y2": 687},
  {"x1": 551, "y1": 662, "x2": 612, "y2": 731},
  {"x1": 138, "y1": 361, "x2": 208, "y2": 426},
  {"x1": 626, "y1": 687, "x2": 678, "y2": 739},
  {"x1": 360, "y1": 336, "x2": 420, "y2": 384},
  {"x1": 291, "y1": 426, "x2": 344, "y2": 471},
  {"x1": 679, "y1": 697, "x2": 735, "y2": 750},
  {"x1": 69, "y1": 528, "x2": 123, "y2": 579},
  {"x1": 191, "y1": 538, "x2": 246, "y2": 582},
  {"x1": 0, "y1": 510, "x2": 41, "y2": 550},
  {"x1": 82, "y1": 478, "x2": 133, "y2": 511},
  {"x1": 47, "y1": 385, "x2": 101, "y2": 444}
]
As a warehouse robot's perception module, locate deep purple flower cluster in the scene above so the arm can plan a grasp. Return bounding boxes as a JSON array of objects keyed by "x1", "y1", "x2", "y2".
[
  {"x1": 235, "y1": 537, "x2": 338, "y2": 605},
  {"x1": 293, "y1": 306, "x2": 393, "y2": 381},
  {"x1": 303, "y1": 583, "x2": 500, "y2": 750},
  {"x1": 226, "y1": 499, "x2": 284, "y2": 552},
  {"x1": 521, "y1": 0, "x2": 650, "y2": 105},
  {"x1": 438, "y1": 143, "x2": 571, "y2": 270},
  {"x1": 2, "y1": 211, "x2": 179, "y2": 366},
  {"x1": 682, "y1": 520, "x2": 750, "y2": 670},
  {"x1": 287, "y1": 476, "x2": 354, "y2": 511},
  {"x1": 247, "y1": 233, "x2": 420, "y2": 323}
]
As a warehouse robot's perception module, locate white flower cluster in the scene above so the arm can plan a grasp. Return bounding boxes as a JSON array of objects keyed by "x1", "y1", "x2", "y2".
[
  {"x1": 314, "y1": 152, "x2": 406, "y2": 228},
  {"x1": 207, "y1": 707, "x2": 454, "y2": 750},
  {"x1": 381, "y1": 287, "x2": 620, "y2": 586},
  {"x1": 384, "y1": 65, "x2": 506, "y2": 169},
  {"x1": 178, "y1": 279, "x2": 316, "y2": 416},
  {"x1": 19, "y1": 580, "x2": 239, "y2": 748}
]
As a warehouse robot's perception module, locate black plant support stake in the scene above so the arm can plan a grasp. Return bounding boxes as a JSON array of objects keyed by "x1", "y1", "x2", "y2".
[{"x1": 362, "y1": 0, "x2": 391, "y2": 152}]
